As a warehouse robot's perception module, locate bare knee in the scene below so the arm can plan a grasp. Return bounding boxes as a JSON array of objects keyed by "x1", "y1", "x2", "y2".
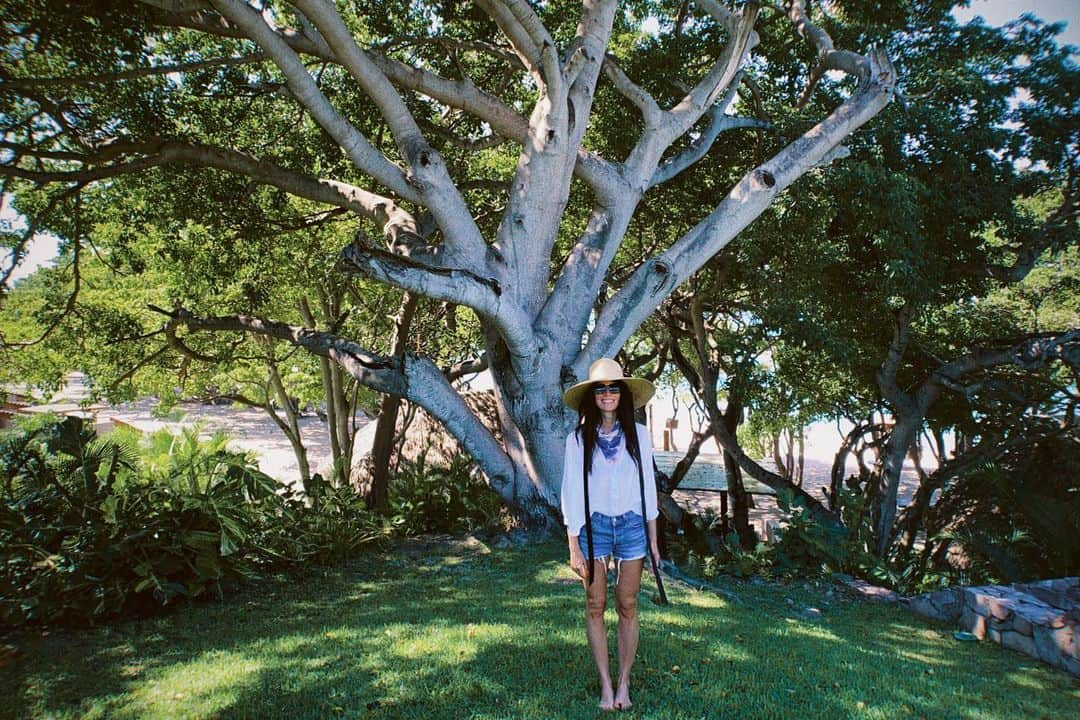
[
  {"x1": 586, "y1": 593, "x2": 606, "y2": 620},
  {"x1": 616, "y1": 595, "x2": 638, "y2": 621}
]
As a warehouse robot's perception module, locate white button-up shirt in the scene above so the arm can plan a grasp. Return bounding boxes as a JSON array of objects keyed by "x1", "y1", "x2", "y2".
[{"x1": 561, "y1": 422, "x2": 658, "y2": 537}]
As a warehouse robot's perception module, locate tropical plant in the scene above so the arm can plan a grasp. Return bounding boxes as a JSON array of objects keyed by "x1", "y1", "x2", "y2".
[
  {"x1": 0, "y1": 416, "x2": 387, "y2": 629},
  {"x1": 388, "y1": 453, "x2": 506, "y2": 536}
]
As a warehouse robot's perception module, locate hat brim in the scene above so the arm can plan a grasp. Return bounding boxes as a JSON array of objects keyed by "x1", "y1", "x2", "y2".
[{"x1": 562, "y1": 377, "x2": 655, "y2": 410}]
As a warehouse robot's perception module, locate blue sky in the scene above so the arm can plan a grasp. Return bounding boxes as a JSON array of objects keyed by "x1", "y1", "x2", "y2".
[
  {"x1": 4, "y1": 1, "x2": 1078, "y2": 284},
  {"x1": 954, "y1": 0, "x2": 1079, "y2": 46}
]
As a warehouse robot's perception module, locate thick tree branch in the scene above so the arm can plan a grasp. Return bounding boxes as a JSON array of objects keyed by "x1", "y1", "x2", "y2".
[
  {"x1": 445, "y1": 354, "x2": 489, "y2": 383},
  {"x1": 203, "y1": 0, "x2": 420, "y2": 203},
  {"x1": 139, "y1": 1, "x2": 618, "y2": 193},
  {"x1": 0, "y1": 54, "x2": 265, "y2": 89},
  {"x1": 602, "y1": 56, "x2": 662, "y2": 128},
  {"x1": 340, "y1": 242, "x2": 541, "y2": 362},
  {"x1": 876, "y1": 304, "x2": 914, "y2": 410},
  {"x1": 651, "y1": 78, "x2": 771, "y2": 188},
  {"x1": 786, "y1": 0, "x2": 871, "y2": 106},
  {"x1": 474, "y1": 0, "x2": 547, "y2": 76},
  {"x1": 581, "y1": 54, "x2": 897, "y2": 366},
  {"x1": 622, "y1": 3, "x2": 759, "y2": 184},
  {"x1": 149, "y1": 304, "x2": 517, "y2": 491},
  {"x1": 289, "y1": 0, "x2": 487, "y2": 267},
  {"x1": 710, "y1": 416, "x2": 836, "y2": 521},
  {"x1": 492, "y1": 1, "x2": 618, "y2": 322},
  {"x1": 0, "y1": 138, "x2": 426, "y2": 254}
]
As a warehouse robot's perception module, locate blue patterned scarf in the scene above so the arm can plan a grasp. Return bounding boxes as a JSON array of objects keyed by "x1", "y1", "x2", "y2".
[{"x1": 595, "y1": 423, "x2": 624, "y2": 463}]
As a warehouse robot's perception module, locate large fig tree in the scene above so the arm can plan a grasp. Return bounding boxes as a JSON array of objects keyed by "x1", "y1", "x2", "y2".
[{"x1": 0, "y1": 1, "x2": 896, "y2": 526}]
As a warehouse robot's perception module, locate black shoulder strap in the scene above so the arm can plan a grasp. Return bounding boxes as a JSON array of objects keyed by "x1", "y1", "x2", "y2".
[
  {"x1": 582, "y1": 432, "x2": 595, "y2": 586},
  {"x1": 636, "y1": 429, "x2": 669, "y2": 605}
]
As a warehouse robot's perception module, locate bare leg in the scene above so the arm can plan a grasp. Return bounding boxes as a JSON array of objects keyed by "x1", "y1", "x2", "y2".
[
  {"x1": 584, "y1": 558, "x2": 614, "y2": 710},
  {"x1": 614, "y1": 558, "x2": 644, "y2": 710}
]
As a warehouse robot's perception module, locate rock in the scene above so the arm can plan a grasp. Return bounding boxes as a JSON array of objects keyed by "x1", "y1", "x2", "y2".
[
  {"x1": 1013, "y1": 578, "x2": 1080, "y2": 609},
  {"x1": 967, "y1": 586, "x2": 1016, "y2": 621},
  {"x1": 1011, "y1": 613, "x2": 1033, "y2": 636},
  {"x1": 930, "y1": 578, "x2": 1080, "y2": 677},
  {"x1": 1032, "y1": 623, "x2": 1076, "y2": 667},
  {"x1": 1000, "y1": 630, "x2": 1037, "y2": 657},
  {"x1": 841, "y1": 577, "x2": 899, "y2": 604},
  {"x1": 960, "y1": 606, "x2": 987, "y2": 640},
  {"x1": 900, "y1": 587, "x2": 963, "y2": 624}
]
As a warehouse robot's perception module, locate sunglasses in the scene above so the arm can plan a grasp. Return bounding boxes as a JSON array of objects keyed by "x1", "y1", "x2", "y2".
[{"x1": 592, "y1": 384, "x2": 621, "y2": 396}]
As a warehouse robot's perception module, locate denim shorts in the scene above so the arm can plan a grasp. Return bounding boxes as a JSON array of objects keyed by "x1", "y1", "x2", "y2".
[{"x1": 577, "y1": 511, "x2": 647, "y2": 562}]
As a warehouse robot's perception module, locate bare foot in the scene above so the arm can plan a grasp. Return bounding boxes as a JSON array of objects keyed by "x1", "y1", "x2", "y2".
[
  {"x1": 599, "y1": 686, "x2": 616, "y2": 712},
  {"x1": 614, "y1": 685, "x2": 632, "y2": 711}
]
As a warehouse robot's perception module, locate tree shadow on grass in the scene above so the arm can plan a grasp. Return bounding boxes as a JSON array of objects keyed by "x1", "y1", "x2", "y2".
[{"x1": 5, "y1": 542, "x2": 1078, "y2": 720}]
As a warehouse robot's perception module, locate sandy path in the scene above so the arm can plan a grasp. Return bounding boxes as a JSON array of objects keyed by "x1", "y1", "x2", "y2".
[{"x1": 105, "y1": 399, "x2": 368, "y2": 485}]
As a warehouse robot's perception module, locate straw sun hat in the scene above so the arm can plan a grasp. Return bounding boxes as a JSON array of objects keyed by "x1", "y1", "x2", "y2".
[{"x1": 561, "y1": 358, "x2": 656, "y2": 410}]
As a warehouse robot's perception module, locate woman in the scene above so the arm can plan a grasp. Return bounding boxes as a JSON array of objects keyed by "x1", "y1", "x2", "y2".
[{"x1": 561, "y1": 358, "x2": 660, "y2": 712}]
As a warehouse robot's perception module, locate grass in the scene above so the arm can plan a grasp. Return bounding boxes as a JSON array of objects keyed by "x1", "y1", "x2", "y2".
[{"x1": 2, "y1": 539, "x2": 1077, "y2": 720}]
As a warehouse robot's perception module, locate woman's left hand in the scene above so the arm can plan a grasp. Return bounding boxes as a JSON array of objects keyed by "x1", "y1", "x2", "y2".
[{"x1": 650, "y1": 544, "x2": 662, "y2": 568}]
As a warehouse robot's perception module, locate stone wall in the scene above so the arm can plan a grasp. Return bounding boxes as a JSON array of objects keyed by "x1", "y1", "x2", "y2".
[{"x1": 902, "y1": 577, "x2": 1079, "y2": 677}]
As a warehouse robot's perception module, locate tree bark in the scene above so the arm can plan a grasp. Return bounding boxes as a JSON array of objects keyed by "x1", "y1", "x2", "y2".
[
  {"x1": 264, "y1": 344, "x2": 312, "y2": 486},
  {"x1": 367, "y1": 292, "x2": 419, "y2": 511},
  {"x1": 721, "y1": 397, "x2": 757, "y2": 548}
]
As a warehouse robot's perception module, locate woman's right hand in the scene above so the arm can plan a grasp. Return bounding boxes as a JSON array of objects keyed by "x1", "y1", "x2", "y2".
[{"x1": 568, "y1": 546, "x2": 588, "y2": 579}]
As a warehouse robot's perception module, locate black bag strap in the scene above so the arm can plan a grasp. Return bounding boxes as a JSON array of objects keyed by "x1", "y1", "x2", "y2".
[
  {"x1": 582, "y1": 431, "x2": 596, "y2": 587},
  {"x1": 637, "y1": 444, "x2": 669, "y2": 605}
]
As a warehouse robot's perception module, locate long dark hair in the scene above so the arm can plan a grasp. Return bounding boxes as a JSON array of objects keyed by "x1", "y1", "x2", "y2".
[{"x1": 574, "y1": 380, "x2": 642, "y2": 475}]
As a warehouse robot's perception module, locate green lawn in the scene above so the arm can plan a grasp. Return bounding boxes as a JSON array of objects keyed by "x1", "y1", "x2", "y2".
[{"x1": 3, "y1": 540, "x2": 1077, "y2": 720}]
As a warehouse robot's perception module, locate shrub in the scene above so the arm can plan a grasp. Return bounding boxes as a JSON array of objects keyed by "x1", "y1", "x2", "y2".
[
  {"x1": 0, "y1": 416, "x2": 387, "y2": 630},
  {"x1": 664, "y1": 509, "x2": 773, "y2": 580},
  {"x1": 387, "y1": 453, "x2": 505, "y2": 536},
  {"x1": 264, "y1": 475, "x2": 389, "y2": 566},
  {"x1": 770, "y1": 488, "x2": 890, "y2": 583},
  {"x1": 919, "y1": 433, "x2": 1080, "y2": 586}
]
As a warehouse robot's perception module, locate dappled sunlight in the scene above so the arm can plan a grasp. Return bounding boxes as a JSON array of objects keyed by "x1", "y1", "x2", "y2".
[
  {"x1": 769, "y1": 618, "x2": 844, "y2": 643},
  {"x1": 385, "y1": 621, "x2": 514, "y2": 664},
  {"x1": 895, "y1": 649, "x2": 952, "y2": 666},
  {"x1": 7, "y1": 542, "x2": 1079, "y2": 719},
  {"x1": 115, "y1": 651, "x2": 264, "y2": 720}
]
